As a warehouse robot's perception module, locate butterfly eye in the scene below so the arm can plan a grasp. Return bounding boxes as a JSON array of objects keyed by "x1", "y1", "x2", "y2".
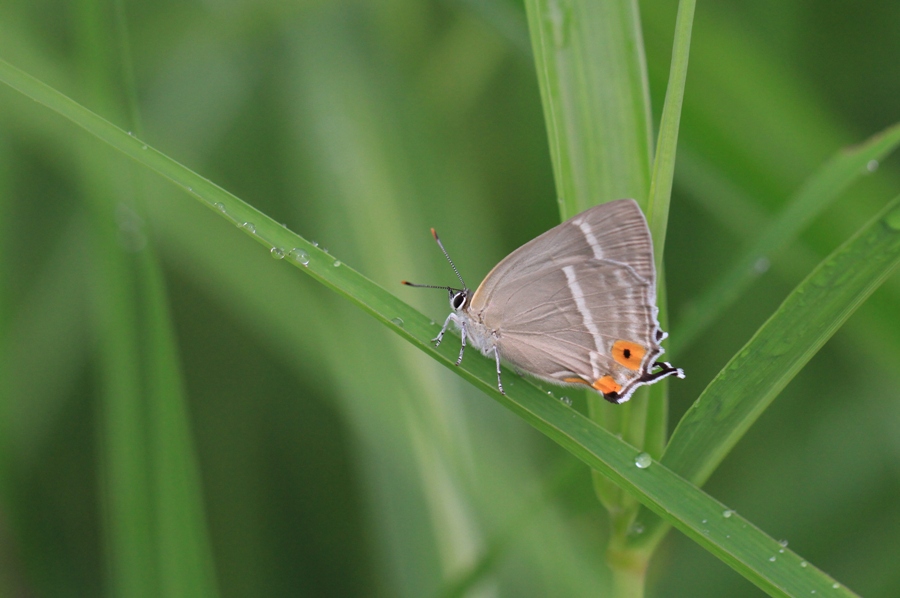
[{"x1": 451, "y1": 291, "x2": 467, "y2": 310}]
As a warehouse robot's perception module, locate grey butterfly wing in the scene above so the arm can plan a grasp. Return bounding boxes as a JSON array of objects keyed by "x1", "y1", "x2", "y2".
[
  {"x1": 471, "y1": 200, "x2": 655, "y2": 300},
  {"x1": 486, "y1": 259, "x2": 661, "y2": 392},
  {"x1": 470, "y1": 199, "x2": 657, "y2": 314},
  {"x1": 468, "y1": 200, "x2": 667, "y2": 402}
]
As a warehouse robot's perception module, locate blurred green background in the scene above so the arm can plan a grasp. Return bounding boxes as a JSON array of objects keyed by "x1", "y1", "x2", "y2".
[{"x1": 1, "y1": 0, "x2": 899, "y2": 596}]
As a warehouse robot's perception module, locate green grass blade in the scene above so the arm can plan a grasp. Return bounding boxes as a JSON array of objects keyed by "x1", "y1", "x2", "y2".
[
  {"x1": 631, "y1": 194, "x2": 900, "y2": 549},
  {"x1": 0, "y1": 58, "x2": 254, "y2": 232},
  {"x1": 646, "y1": 0, "x2": 694, "y2": 270},
  {"x1": 670, "y1": 193, "x2": 900, "y2": 482},
  {"x1": 0, "y1": 56, "x2": 869, "y2": 598},
  {"x1": 673, "y1": 123, "x2": 900, "y2": 355},
  {"x1": 0, "y1": 135, "x2": 10, "y2": 538},
  {"x1": 143, "y1": 251, "x2": 220, "y2": 598},
  {"x1": 73, "y1": 3, "x2": 221, "y2": 592},
  {"x1": 642, "y1": 275, "x2": 670, "y2": 461},
  {"x1": 110, "y1": 5, "x2": 220, "y2": 592},
  {"x1": 642, "y1": 0, "x2": 694, "y2": 483},
  {"x1": 72, "y1": 5, "x2": 158, "y2": 587},
  {"x1": 523, "y1": 0, "x2": 653, "y2": 217},
  {"x1": 86, "y1": 181, "x2": 158, "y2": 598}
]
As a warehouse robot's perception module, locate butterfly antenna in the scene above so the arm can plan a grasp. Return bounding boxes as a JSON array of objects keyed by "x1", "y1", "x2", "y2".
[
  {"x1": 430, "y1": 228, "x2": 467, "y2": 289},
  {"x1": 401, "y1": 281, "x2": 453, "y2": 291}
]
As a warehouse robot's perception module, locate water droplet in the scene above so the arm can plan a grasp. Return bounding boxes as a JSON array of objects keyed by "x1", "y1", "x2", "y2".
[
  {"x1": 311, "y1": 240, "x2": 319, "y2": 247},
  {"x1": 800, "y1": 561, "x2": 808, "y2": 568},
  {"x1": 726, "y1": 534, "x2": 730, "y2": 539},
  {"x1": 141, "y1": 144, "x2": 148, "y2": 150},
  {"x1": 270, "y1": 247, "x2": 285, "y2": 259},
  {"x1": 333, "y1": 260, "x2": 341, "y2": 267},
  {"x1": 701, "y1": 519, "x2": 707, "y2": 524},
  {"x1": 779, "y1": 548, "x2": 785, "y2": 553},
  {"x1": 127, "y1": 131, "x2": 134, "y2": 136},
  {"x1": 288, "y1": 248, "x2": 309, "y2": 266},
  {"x1": 753, "y1": 257, "x2": 770, "y2": 274},
  {"x1": 769, "y1": 556, "x2": 776, "y2": 562},
  {"x1": 778, "y1": 539, "x2": 789, "y2": 547},
  {"x1": 629, "y1": 522, "x2": 644, "y2": 535},
  {"x1": 240, "y1": 222, "x2": 256, "y2": 234},
  {"x1": 832, "y1": 583, "x2": 840, "y2": 589},
  {"x1": 391, "y1": 317, "x2": 404, "y2": 327},
  {"x1": 214, "y1": 202, "x2": 226, "y2": 212},
  {"x1": 723, "y1": 509, "x2": 734, "y2": 518},
  {"x1": 560, "y1": 396, "x2": 572, "y2": 406},
  {"x1": 634, "y1": 452, "x2": 652, "y2": 469},
  {"x1": 867, "y1": 159, "x2": 879, "y2": 172}
]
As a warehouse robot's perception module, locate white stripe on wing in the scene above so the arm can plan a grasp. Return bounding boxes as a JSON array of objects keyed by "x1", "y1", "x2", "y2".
[
  {"x1": 573, "y1": 219, "x2": 605, "y2": 260},
  {"x1": 562, "y1": 265, "x2": 604, "y2": 380}
]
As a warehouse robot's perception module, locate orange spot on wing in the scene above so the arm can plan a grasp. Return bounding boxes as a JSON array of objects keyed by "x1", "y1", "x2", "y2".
[
  {"x1": 593, "y1": 375, "x2": 622, "y2": 395},
  {"x1": 611, "y1": 340, "x2": 646, "y2": 370},
  {"x1": 563, "y1": 377, "x2": 591, "y2": 386}
]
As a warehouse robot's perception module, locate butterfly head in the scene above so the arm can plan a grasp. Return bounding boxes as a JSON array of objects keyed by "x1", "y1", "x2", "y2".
[
  {"x1": 450, "y1": 288, "x2": 470, "y2": 313},
  {"x1": 402, "y1": 227, "x2": 471, "y2": 313}
]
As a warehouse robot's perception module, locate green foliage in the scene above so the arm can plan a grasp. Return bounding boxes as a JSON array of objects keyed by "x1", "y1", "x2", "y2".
[{"x1": 1, "y1": 1, "x2": 899, "y2": 597}]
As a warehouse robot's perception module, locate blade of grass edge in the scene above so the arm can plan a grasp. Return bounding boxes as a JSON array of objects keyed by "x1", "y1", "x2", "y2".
[
  {"x1": 0, "y1": 131, "x2": 13, "y2": 598},
  {"x1": 109, "y1": 2, "x2": 221, "y2": 592},
  {"x1": 672, "y1": 122, "x2": 900, "y2": 356},
  {"x1": 74, "y1": 4, "x2": 158, "y2": 592},
  {"x1": 630, "y1": 193, "x2": 900, "y2": 550},
  {"x1": 522, "y1": 0, "x2": 653, "y2": 217},
  {"x1": 643, "y1": 0, "x2": 695, "y2": 480},
  {"x1": 646, "y1": 0, "x2": 694, "y2": 269},
  {"x1": 84, "y1": 154, "x2": 157, "y2": 598},
  {"x1": 142, "y1": 249, "x2": 220, "y2": 598},
  {"x1": 0, "y1": 57, "x2": 864, "y2": 598}
]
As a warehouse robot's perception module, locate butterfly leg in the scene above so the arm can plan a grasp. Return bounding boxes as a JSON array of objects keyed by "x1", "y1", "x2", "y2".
[
  {"x1": 433, "y1": 313, "x2": 457, "y2": 346},
  {"x1": 490, "y1": 346, "x2": 505, "y2": 394},
  {"x1": 434, "y1": 313, "x2": 468, "y2": 366},
  {"x1": 455, "y1": 319, "x2": 467, "y2": 366}
]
